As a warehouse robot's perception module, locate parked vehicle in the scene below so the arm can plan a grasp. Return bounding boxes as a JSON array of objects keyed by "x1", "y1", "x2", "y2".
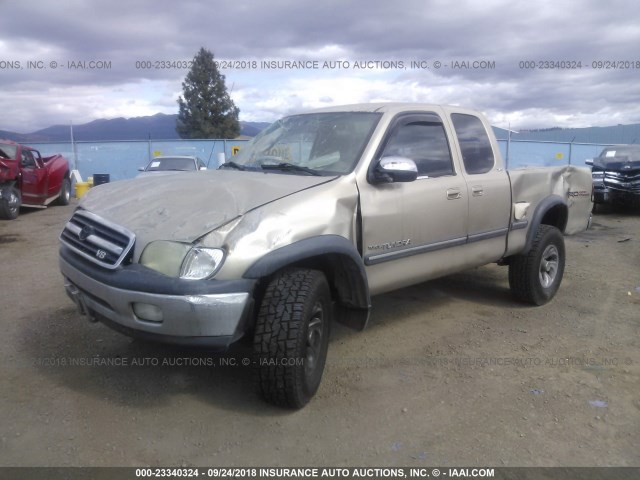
[
  {"x1": 59, "y1": 103, "x2": 593, "y2": 408},
  {"x1": 137, "y1": 156, "x2": 207, "y2": 177},
  {"x1": 586, "y1": 145, "x2": 640, "y2": 209},
  {"x1": 0, "y1": 140, "x2": 71, "y2": 220}
]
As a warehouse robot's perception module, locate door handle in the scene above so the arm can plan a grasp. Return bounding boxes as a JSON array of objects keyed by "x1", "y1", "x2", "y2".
[
  {"x1": 446, "y1": 188, "x2": 462, "y2": 200},
  {"x1": 472, "y1": 186, "x2": 484, "y2": 196}
]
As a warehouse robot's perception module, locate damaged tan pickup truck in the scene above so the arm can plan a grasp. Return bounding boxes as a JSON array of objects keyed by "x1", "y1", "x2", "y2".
[{"x1": 59, "y1": 103, "x2": 593, "y2": 408}]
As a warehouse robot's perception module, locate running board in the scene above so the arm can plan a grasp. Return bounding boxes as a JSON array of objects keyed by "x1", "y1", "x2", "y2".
[
  {"x1": 22, "y1": 192, "x2": 60, "y2": 209},
  {"x1": 20, "y1": 204, "x2": 47, "y2": 209}
]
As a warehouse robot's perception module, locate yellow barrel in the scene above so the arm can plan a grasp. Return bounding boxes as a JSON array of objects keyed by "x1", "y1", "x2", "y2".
[{"x1": 75, "y1": 182, "x2": 91, "y2": 199}]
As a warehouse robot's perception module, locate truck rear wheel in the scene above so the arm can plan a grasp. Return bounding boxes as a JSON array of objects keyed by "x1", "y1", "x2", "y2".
[
  {"x1": 0, "y1": 187, "x2": 21, "y2": 220},
  {"x1": 509, "y1": 225, "x2": 565, "y2": 305},
  {"x1": 57, "y1": 178, "x2": 71, "y2": 206},
  {"x1": 254, "y1": 268, "x2": 331, "y2": 408}
]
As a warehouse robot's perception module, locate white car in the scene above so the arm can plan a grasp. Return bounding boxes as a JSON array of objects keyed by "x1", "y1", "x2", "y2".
[{"x1": 137, "y1": 156, "x2": 207, "y2": 177}]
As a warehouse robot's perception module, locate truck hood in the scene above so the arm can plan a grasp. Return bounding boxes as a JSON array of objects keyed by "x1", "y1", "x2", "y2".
[
  {"x1": 593, "y1": 157, "x2": 640, "y2": 172},
  {"x1": 80, "y1": 170, "x2": 335, "y2": 244}
]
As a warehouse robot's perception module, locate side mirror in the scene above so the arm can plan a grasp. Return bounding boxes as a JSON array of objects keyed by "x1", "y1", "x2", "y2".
[
  {"x1": 199, "y1": 166, "x2": 207, "y2": 171},
  {"x1": 138, "y1": 167, "x2": 145, "y2": 171},
  {"x1": 585, "y1": 159, "x2": 593, "y2": 166},
  {"x1": 374, "y1": 156, "x2": 418, "y2": 183}
]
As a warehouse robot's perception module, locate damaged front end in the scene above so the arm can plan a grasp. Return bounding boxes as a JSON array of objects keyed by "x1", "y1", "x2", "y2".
[{"x1": 589, "y1": 145, "x2": 640, "y2": 207}]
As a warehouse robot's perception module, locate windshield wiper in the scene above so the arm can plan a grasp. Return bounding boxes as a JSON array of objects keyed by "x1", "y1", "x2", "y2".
[
  {"x1": 218, "y1": 161, "x2": 247, "y2": 171},
  {"x1": 260, "y1": 163, "x2": 321, "y2": 176}
]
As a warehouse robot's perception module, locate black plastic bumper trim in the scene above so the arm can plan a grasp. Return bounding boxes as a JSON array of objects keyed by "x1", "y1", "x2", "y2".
[{"x1": 60, "y1": 246, "x2": 256, "y2": 296}]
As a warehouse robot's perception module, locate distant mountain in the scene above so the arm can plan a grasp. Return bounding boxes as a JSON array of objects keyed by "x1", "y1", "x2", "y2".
[
  {"x1": 0, "y1": 129, "x2": 51, "y2": 143},
  {"x1": 0, "y1": 113, "x2": 271, "y2": 142},
  {"x1": 4, "y1": 113, "x2": 639, "y2": 145}
]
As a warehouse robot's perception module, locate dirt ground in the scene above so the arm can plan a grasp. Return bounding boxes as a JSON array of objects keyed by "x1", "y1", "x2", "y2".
[{"x1": 0, "y1": 199, "x2": 638, "y2": 467}]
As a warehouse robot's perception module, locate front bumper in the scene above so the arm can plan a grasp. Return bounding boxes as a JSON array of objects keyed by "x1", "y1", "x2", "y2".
[
  {"x1": 592, "y1": 170, "x2": 640, "y2": 204},
  {"x1": 593, "y1": 183, "x2": 640, "y2": 205},
  {"x1": 59, "y1": 246, "x2": 255, "y2": 349}
]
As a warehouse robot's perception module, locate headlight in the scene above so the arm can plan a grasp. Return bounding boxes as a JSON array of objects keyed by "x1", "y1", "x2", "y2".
[{"x1": 140, "y1": 241, "x2": 225, "y2": 280}]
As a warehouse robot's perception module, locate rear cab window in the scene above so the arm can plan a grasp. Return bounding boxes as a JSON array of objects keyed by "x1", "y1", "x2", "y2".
[{"x1": 451, "y1": 113, "x2": 495, "y2": 174}]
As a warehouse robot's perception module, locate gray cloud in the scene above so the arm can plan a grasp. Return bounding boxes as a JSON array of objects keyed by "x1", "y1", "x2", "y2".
[{"x1": 1, "y1": 0, "x2": 639, "y2": 131}]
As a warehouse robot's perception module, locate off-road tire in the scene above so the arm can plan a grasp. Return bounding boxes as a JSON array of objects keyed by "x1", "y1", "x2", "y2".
[
  {"x1": 57, "y1": 177, "x2": 71, "y2": 206},
  {"x1": 0, "y1": 187, "x2": 21, "y2": 220},
  {"x1": 254, "y1": 268, "x2": 332, "y2": 408},
  {"x1": 509, "y1": 225, "x2": 565, "y2": 305}
]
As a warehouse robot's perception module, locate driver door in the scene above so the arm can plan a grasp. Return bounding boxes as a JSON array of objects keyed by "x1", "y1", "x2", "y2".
[
  {"x1": 20, "y1": 149, "x2": 48, "y2": 205},
  {"x1": 358, "y1": 113, "x2": 469, "y2": 295}
]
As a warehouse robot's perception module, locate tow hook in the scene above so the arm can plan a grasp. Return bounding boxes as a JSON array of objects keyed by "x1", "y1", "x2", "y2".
[{"x1": 64, "y1": 281, "x2": 98, "y2": 323}]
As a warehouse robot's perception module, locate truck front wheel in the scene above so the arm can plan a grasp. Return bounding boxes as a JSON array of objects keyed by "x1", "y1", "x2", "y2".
[
  {"x1": 0, "y1": 187, "x2": 21, "y2": 220},
  {"x1": 509, "y1": 225, "x2": 565, "y2": 305},
  {"x1": 254, "y1": 268, "x2": 332, "y2": 408}
]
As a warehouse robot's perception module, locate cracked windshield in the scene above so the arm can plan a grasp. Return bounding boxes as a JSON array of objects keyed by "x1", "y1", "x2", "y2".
[{"x1": 226, "y1": 112, "x2": 381, "y2": 175}]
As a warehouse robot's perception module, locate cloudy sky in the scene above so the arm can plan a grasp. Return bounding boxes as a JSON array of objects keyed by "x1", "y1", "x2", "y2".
[{"x1": 1, "y1": 0, "x2": 639, "y2": 133}]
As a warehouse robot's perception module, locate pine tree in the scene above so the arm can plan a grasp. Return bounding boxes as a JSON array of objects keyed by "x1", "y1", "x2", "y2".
[{"x1": 176, "y1": 48, "x2": 240, "y2": 139}]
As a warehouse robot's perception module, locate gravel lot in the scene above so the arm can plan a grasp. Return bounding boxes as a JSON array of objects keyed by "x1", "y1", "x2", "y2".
[{"x1": 0, "y1": 200, "x2": 638, "y2": 467}]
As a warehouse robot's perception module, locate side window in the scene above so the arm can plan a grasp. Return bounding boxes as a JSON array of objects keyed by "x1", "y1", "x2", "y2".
[
  {"x1": 451, "y1": 113, "x2": 495, "y2": 174},
  {"x1": 381, "y1": 122, "x2": 454, "y2": 178},
  {"x1": 21, "y1": 150, "x2": 36, "y2": 168}
]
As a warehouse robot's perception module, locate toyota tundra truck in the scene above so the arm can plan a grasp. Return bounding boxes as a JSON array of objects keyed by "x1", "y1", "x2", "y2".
[
  {"x1": 0, "y1": 140, "x2": 71, "y2": 220},
  {"x1": 58, "y1": 103, "x2": 593, "y2": 408}
]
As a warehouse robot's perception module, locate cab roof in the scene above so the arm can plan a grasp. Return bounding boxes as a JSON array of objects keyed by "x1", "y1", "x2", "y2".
[{"x1": 303, "y1": 102, "x2": 484, "y2": 117}]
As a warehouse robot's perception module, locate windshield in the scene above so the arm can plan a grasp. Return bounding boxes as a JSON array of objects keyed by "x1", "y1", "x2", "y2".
[
  {"x1": 145, "y1": 157, "x2": 196, "y2": 171},
  {"x1": 599, "y1": 146, "x2": 640, "y2": 160},
  {"x1": 230, "y1": 112, "x2": 381, "y2": 175},
  {"x1": 0, "y1": 144, "x2": 17, "y2": 160}
]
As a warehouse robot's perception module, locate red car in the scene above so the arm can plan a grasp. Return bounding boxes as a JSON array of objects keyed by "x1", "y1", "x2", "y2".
[{"x1": 0, "y1": 140, "x2": 71, "y2": 220}]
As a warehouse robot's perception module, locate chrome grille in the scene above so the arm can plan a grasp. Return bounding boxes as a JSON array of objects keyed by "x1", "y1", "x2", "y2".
[
  {"x1": 604, "y1": 170, "x2": 640, "y2": 191},
  {"x1": 60, "y1": 210, "x2": 135, "y2": 269}
]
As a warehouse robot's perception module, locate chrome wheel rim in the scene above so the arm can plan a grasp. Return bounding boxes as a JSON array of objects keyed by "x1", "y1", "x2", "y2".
[
  {"x1": 8, "y1": 191, "x2": 19, "y2": 215},
  {"x1": 539, "y1": 244, "x2": 559, "y2": 288},
  {"x1": 63, "y1": 182, "x2": 70, "y2": 202}
]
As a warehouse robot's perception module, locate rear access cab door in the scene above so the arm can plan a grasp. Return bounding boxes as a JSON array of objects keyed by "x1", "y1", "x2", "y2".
[
  {"x1": 447, "y1": 110, "x2": 512, "y2": 265},
  {"x1": 357, "y1": 107, "x2": 511, "y2": 296}
]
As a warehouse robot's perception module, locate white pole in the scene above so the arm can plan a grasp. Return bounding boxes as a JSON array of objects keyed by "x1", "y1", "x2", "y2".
[
  {"x1": 507, "y1": 123, "x2": 511, "y2": 170},
  {"x1": 70, "y1": 121, "x2": 78, "y2": 170}
]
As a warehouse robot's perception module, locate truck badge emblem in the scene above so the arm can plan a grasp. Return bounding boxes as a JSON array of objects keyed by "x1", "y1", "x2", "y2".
[{"x1": 79, "y1": 226, "x2": 94, "y2": 241}]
